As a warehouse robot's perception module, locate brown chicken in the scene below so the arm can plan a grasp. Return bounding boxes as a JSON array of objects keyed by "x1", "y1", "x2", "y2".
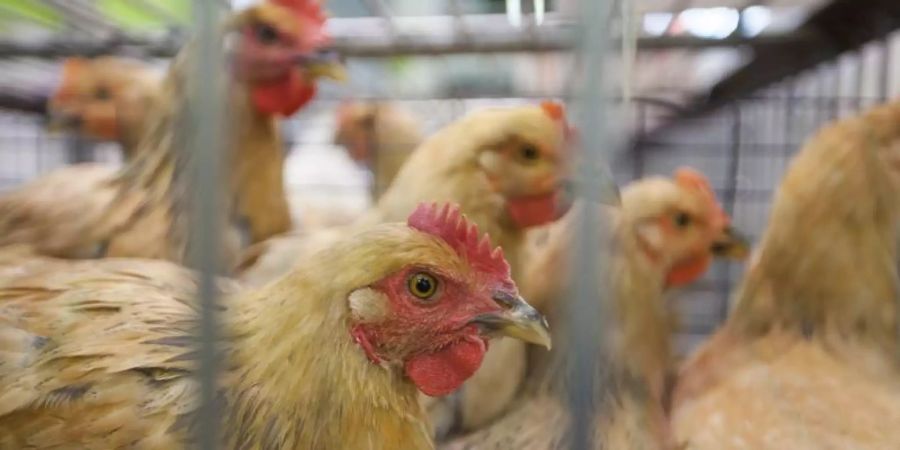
[
  {"x1": 0, "y1": 0, "x2": 342, "y2": 265},
  {"x1": 334, "y1": 100, "x2": 424, "y2": 199},
  {"x1": 48, "y1": 57, "x2": 162, "y2": 159},
  {"x1": 671, "y1": 101, "x2": 900, "y2": 449},
  {"x1": 237, "y1": 101, "x2": 577, "y2": 432},
  {"x1": 0, "y1": 203, "x2": 551, "y2": 450},
  {"x1": 442, "y1": 168, "x2": 748, "y2": 449}
]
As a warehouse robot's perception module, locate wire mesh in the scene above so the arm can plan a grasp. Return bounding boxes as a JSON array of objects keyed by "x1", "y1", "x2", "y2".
[{"x1": 630, "y1": 32, "x2": 898, "y2": 354}]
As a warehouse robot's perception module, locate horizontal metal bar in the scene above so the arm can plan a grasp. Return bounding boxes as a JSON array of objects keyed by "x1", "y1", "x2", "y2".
[{"x1": 0, "y1": 24, "x2": 816, "y2": 58}]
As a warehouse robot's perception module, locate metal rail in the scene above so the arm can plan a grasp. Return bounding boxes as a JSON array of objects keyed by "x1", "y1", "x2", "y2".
[
  {"x1": 566, "y1": 0, "x2": 619, "y2": 447},
  {"x1": 185, "y1": 0, "x2": 226, "y2": 449},
  {"x1": 0, "y1": 21, "x2": 816, "y2": 58}
]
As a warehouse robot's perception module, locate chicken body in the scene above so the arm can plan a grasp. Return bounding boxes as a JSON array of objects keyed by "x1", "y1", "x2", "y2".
[
  {"x1": 0, "y1": 203, "x2": 550, "y2": 450},
  {"x1": 238, "y1": 103, "x2": 575, "y2": 432},
  {"x1": 672, "y1": 100, "x2": 900, "y2": 449},
  {"x1": 0, "y1": 1, "x2": 340, "y2": 264},
  {"x1": 444, "y1": 169, "x2": 747, "y2": 449},
  {"x1": 48, "y1": 57, "x2": 163, "y2": 159},
  {"x1": 334, "y1": 101, "x2": 424, "y2": 199}
]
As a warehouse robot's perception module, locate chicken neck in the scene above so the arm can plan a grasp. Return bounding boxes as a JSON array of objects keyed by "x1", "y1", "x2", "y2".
[
  {"x1": 526, "y1": 214, "x2": 671, "y2": 406},
  {"x1": 107, "y1": 48, "x2": 289, "y2": 260},
  {"x1": 730, "y1": 103, "x2": 900, "y2": 359}
]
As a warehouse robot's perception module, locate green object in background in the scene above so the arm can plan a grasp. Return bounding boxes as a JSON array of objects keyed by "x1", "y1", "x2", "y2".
[
  {"x1": 1, "y1": 0, "x2": 63, "y2": 29},
  {"x1": 388, "y1": 56, "x2": 411, "y2": 73},
  {"x1": 97, "y1": 0, "x2": 190, "y2": 29}
]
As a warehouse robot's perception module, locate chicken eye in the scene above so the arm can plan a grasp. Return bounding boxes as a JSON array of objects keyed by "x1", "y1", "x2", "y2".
[
  {"x1": 519, "y1": 145, "x2": 541, "y2": 163},
  {"x1": 255, "y1": 24, "x2": 280, "y2": 45},
  {"x1": 408, "y1": 273, "x2": 438, "y2": 300},
  {"x1": 674, "y1": 212, "x2": 692, "y2": 228},
  {"x1": 94, "y1": 86, "x2": 111, "y2": 100}
]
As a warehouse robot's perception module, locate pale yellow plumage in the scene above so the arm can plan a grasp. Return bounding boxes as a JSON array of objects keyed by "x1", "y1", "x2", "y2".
[
  {"x1": 237, "y1": 104, "x2": 572, "y2": 434},
  {"x1": 672, "y1": 99, "x2": 900, "y2": 450},
  {"x1": 0, "y1": 4, "x2": 321, "y2": 265},
  {"x1": 0, "y1": 221, "x2": 515, "y2": 450},
  {"x1": 443, "y1": 171, "x2": 746, "y2": 449}
]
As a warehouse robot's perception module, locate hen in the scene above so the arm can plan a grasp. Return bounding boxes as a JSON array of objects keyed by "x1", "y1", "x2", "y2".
[
  {"x1": 442, "y1": 168, "x2": 748, "y2": 449},
  {"x1": 47, "y1": 56, "x2": 162, "y2": 159},
  {"x1": 237, "y1": 101, "x2": 578, "y2": 431},
  {"x1": 0, "y1": 203, "x2": 550, "y2": 450},
  {"x1": 672, "y1": 100, "x2": 900, "y2": 449},
  {"x1": 0, "y1": 0, "x2": 342, "y2": 264},
  {"x1": 334, "y1": 100, "x2": 424, "y2": 199}
]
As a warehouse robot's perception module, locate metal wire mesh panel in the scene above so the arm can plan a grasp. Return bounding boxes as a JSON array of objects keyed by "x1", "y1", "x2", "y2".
[{"x1": 630, "y1": 31, "x2": 897, "y2": 352}]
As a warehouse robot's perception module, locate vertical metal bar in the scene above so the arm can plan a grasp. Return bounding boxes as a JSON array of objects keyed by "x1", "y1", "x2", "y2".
[
  {"x1": 783, "y1": 77, "x2": 796, "y2": 156},
  {"x1": 854, "y1": 53, "x2": 865, "y2": 112},
  {"x1": 186, "y1": 1, "x2": 226, "y2": 449},
  {"x1": 65, "y1": 135, "x2": 94, "y2": 164},
  {"x1": 830, "y1": 62, "x2": 841, "y2": 121},
  {"x1": 567, "y1": 0, "x2": 618, "y2": 448},
  {"x1": 632, "y1": 101, "x2": 646, "y2": 181},
  {"x1": 719, "y1": 104, "x2": 741, "y2": 324},
  {"x1": 879, "y1": 38, "x2": 892, "y2": 101}
]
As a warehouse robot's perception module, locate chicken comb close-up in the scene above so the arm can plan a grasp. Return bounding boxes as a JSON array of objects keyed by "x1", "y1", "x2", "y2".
[
  {"x1": 675, "y1": 167, "x2": 729, "y2": 229},
  {"x1": 52, "y1": 58, "x2": 87, "y2": 102},
  {"x1": 270, "y1": 0, "x2": 330, "y2": 49},
  {"x1": 541, "y1": 100, "x2": 577, "y2": 143},
  {"x1": 407, "y1": 202, "x2": 511, "y2": 279}
]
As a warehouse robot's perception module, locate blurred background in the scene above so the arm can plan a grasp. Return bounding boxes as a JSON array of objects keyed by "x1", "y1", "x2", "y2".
[{"x1": 1, "y1": 0, "x2": 899, "y2": 353}]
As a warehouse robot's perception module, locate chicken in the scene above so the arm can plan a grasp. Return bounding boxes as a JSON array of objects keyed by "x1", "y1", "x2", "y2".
[
  {"x1": 442, "y1": 168, "x2": 748, "y2": 449},
  {"x1": 671, "y1": 101, "x2": 900, "y2": 449},
  {"x1": 334, "y1": 100, "x2": 424, "y2": 199},
  {"x1": 240, "y1": 101, "x2": 575, "y2": 285},
  {"x1": 0, "y1": 203, "x2": 551, "y2": 450},
  {"x1": 0, "y1": 0, "x2": 342, "y2": 265},
  {"x1": 237, "y1": 101, "x2": 577, "y2": 432},
  {"x1": 47, "y1": 57, "x2": 162, "y2": 159}
]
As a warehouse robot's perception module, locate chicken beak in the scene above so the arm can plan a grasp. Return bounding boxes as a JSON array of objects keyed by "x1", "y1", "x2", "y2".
[
  {"x1": 710, "y1": 225, "x2": 751, "y2": 260},
  {"x1": 307, "y1": 61, "x2": 348, "y2": 82},
  {"x1": 469, "y1": 292, "x2": 552, "y2": 350},
  {"x1": 295, "y1": 49, "x2": 348, "y2": 82}
]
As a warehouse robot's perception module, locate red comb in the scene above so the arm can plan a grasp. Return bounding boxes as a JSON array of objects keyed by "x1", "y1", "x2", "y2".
[
  {"x1": 675, "y1": 167, "x2": 730, "y2": 228},
  {"x1": 540, "y1": 101, "x2": 564, "y2": 121},
  {"x1": 408, "y1": 203, "x2": 511, "y2": 279},
  {"x1": 540, "y1": 100, "x2": 577, "y2": 143},
  {"x1": 270, "y1": 0, "x2": 330, "y2": 50},
  {"x1": 53, "y1": 58, "x2": 87, "y2": 102}
]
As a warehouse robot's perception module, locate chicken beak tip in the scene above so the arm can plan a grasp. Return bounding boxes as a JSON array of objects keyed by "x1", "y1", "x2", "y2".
[
  {"x1": 712, "y1": 226, "x2": 751, "y2": 260},
  {"x1": 306, "y1": 60, "x2": 348, "y2": 83},
  {"x1": 471, "y1": 298, "x2": 552, "y2": 350}
]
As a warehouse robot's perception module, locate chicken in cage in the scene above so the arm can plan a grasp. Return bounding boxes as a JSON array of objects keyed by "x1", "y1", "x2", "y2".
[{"x1": 0, "y1": 0, "x2": 899, "y2": 449}]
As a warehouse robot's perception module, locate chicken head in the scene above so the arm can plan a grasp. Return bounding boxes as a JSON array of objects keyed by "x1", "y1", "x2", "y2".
[
  {"x1": 348, "y1": 203, "x2": 551, "y2": 397},
  {"x1": 229, "y1": 0, "x2": 344, "y2": 116},
  {"x1": 48, "y1": 57, "x2": 160, "y2": 146},
  {"x1": 475, "y1": 101, "x2": 576, "y2": 228},
  {"x1": 621, "y1": 167, "x2": 749, "y2": 287}
]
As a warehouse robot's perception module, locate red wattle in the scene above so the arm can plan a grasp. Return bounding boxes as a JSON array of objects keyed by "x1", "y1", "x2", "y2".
[
  {"x1": 506, "y1": 189, "x2": 571, "y2": 228},
  {"x1": 404, "y1": 336, "x2": 487, "y2": 397},
  {"x1": 666, "y1": 254, "x2": 712, "y2": 287},
  {"x1": 251, "y1": 71, "x2": 316, "y2": 116}
]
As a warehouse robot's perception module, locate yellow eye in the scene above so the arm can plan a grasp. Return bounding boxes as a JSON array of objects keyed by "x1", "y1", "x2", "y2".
[{"x1": 408, "y1": 273, "x2": 438, "y2": 299}]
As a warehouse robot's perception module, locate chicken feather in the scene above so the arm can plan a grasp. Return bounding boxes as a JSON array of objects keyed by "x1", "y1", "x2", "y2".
[
  {"x1": 0, "y1": 203, "x2": 550, "y2": 450},
  {"x1": 672, "y1": 99, "x2": 900, "y2": 450}
]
